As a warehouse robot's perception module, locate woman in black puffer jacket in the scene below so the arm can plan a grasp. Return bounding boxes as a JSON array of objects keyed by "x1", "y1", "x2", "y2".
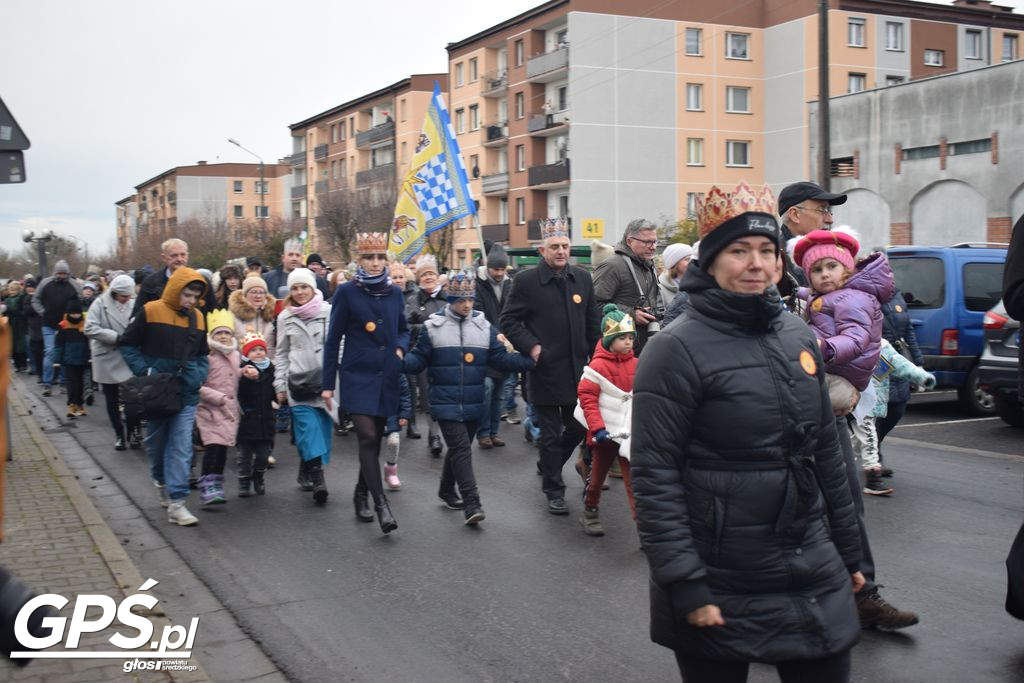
[{"x1": 632, "y1": 189, "x2": 864, "y2": 683}]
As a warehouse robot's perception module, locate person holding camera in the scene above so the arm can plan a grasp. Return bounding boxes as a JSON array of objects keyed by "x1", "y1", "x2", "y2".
[{"x1": 593, "y1": 218, "x2": 662, "y2": 356}]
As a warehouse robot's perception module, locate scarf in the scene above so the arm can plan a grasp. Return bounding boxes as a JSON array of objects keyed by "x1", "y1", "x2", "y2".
[
  {"x1": 354, "y1": 267, "x2": 393, "y2": 298},
  {"x1": 208, "y1": 336, "x2": 238, "y2": 356},
  {"x1": 288, "y1": 289, "x2": 324, "y2": 320},
  {"x1": 246, "y1": 357, "x2": 271, "y2": 371}
]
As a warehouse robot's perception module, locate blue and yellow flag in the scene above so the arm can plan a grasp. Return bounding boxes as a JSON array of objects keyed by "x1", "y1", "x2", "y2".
[{"x1": 388, "y1": 82, "x2": 476, "y2": 263}]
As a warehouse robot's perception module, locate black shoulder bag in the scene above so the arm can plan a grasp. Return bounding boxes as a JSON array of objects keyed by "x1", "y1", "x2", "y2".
[{"x1": 121, "y1": 309, "x2": 195, "y2": 421}]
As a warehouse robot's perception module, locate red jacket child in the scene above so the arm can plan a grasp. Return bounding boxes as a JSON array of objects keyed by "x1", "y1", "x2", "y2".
[{"x1": 578, "y1": 340, "x2": 637, "y2": 445}]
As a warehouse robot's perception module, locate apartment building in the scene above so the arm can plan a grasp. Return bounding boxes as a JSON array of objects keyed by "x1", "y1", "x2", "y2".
[
  {"x1": 446, "y1": 0, "x2": 1023, "y2": 251},
  {"x1": 287, "y1": 74, "x2": 448, "y2": 258},
  {"x1": 118, "y1": 162, "x2": 292, "y2": 255}
]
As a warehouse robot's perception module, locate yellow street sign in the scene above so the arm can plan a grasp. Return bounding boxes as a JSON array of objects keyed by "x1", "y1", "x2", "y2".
[{"x1": 582, "y1": 218, "x2": 604, "y2": 239}]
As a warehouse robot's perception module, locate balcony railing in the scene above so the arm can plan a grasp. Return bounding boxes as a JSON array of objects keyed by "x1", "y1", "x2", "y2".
[
  {"x1": 355, "y1": 120, "x2": 395, "y2": 149},
  {"x1": 527, "y1": 46, "x2": 568, "y2": 81},
  {"x1": 481, "y1": 224, "x2": 509, "y2": 242},
  {"x1": 314, "y1": 144, "x2": 328, "y2": 160},
  {"x1": 527, "y1": 159, "x2": 570, "y2": 186},
  {"x1": 167, "y1": 191, "x2": 176, "y2": 205},
  {"x1": 355, "y1": 163, "x2": 395, "y2": 185},
  {"x1": 291, "y1": 184, "x2": 307, "y2": 199},
  {"x1": 486, "y1": 123, "x2": 509, "y2": 142},
  {"x1": 527, "y1": 110, "x2": 569, "y2": 134},
  {"x1": 481, "y1": 69, "x2": 508, "y2": 97},
  {"x1": 481, "y1": 172, "x2": 509, "y2": 195},
  {"x1": 314, "y1": 180, "x2": 329, "y2": 194},
  {"x1": 289, "y1": 151, "x2": 306, "y2": 166}
]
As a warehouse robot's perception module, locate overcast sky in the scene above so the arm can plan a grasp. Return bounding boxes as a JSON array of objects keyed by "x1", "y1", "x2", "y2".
[{"x1": 2, "y1": 0, "x2": 1020, "y2": 259}]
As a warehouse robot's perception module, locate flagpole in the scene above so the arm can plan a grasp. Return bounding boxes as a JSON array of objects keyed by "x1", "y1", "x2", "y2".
[{"x1": 473, "y1": 213, "x2": 488, "y2": 267}]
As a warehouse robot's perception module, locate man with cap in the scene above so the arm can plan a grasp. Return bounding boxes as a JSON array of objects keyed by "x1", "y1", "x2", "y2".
[
  {"x1": 306, "y1": 253, "x2": 328, "y2": 280},
  {"x1": 592, "y1": 218, "x2": 662, "y2": 356},
  {"x1": 777, "y1": 181, "x2": 847, "y2": 287},
  {"x1": 474, "y1": 243, "x2": 513, "y2": 448},
  {"x1": 263, "y1": 238, "x2": 329, "y2": 302},
  {"x1": 245, "y1": 256, "x2": 264, "y2": 277},
  {"x1": 31, "y1": 259, "x2": 83, "y2": 396}
]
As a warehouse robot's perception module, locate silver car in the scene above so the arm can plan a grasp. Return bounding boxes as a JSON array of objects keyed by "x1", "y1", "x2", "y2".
[{"x1": 977, "y1": 299, "x2": 1023, "y2": 427}]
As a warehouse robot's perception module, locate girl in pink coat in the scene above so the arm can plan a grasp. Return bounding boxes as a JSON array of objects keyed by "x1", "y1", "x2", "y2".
[{"x1": 196, "y1": 309, "x2": 244, "y2": 505}]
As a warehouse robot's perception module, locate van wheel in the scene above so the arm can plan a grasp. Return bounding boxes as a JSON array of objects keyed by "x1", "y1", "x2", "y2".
[
  {"x1": 993, "y1": 393, "x2": 1024, "y2": 428},
  {"x1": 958, "y1": 366, "x2": 996, "y2": 416}
]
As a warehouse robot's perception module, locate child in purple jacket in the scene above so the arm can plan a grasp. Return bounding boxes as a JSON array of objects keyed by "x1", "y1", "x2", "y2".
[{"x1": 794, "y1": 229, "x2": 895, "y2": 411}]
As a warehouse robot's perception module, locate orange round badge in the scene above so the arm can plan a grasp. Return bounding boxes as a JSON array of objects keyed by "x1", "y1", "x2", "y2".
[
  {"x1": 799, "y1": 350, "x2": 817, "y2": 376},
  {"x1": 811, "y1": 298, "x2": 823, "y2": 313},
  {"x1": 464, "y1": 352, "x2": 475, "y2": 363},
  {"x1": 572, "y1": 294, "x2": 582, "y2": 304},
  {"x1": 365, "y1": 321, "x2": 377, "y2": 332},
  {"x1": 895, "y1": 305, "x2": 903, "y2": 313}
]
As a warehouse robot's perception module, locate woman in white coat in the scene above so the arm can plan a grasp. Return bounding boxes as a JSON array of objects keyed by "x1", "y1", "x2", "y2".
[{"x1": 84, "y1": 274, "x2": 139, "y2": 450}]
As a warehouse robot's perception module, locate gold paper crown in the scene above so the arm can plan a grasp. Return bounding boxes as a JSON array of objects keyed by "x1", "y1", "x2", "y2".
[
  {"x1": 696, "y1": 182, "x2": 777, "y2": 238},
  {"x1": 240, "y1": 330, "x2": 267, "y2": 355},
  {"x1": 206, "y1": 308, "x2": 235, "y2": 335},
  {"x1": 540, "y1": 217, "x2": 570, "y2": 240},
  {"x1": 356, "y1": 231, "x2": 389, "y2": 255},
  {"x1": 446, "y1": 270, "x2": 476, "y2": 299},
  {"x1": 602, "y1": 311, "x2": 636, "y2": 341}
]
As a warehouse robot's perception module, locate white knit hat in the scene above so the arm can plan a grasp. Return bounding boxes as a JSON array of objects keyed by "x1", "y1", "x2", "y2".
[
  {"x1": 590, "y1": 240, "x2": 615, "y2": 268},
  {"x1": 661, "y1": 243, "x2": 693, "y2": 271},
  {"x1": 287, "y1": 267, "x2": 317, "y2": 290},
  {"x1": 108, "y1": 274, "x2": 135, "y2": 296}
]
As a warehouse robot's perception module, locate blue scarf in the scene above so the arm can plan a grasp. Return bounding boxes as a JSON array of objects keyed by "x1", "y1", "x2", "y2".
[
  {"x1": 354, "y1": 267, "x2": 392, "y2": 298},
  {"x1": 246, "y1": 357, "x2": 271, "y2": 371}
]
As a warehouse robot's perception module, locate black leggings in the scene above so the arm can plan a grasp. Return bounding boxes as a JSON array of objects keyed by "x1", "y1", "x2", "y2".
[
  {"x1": 101, "y1": 383, "x2": 139, "y2": 439},
  {"x1": 202, "y1": 444, "x2": 229, "y2": 476},
  {"x1": 674, "y1": 649, "x2": 851, "y2": 683},
  {"x1": 352, "y1": 414, "x2": 386, "y2": 504}
]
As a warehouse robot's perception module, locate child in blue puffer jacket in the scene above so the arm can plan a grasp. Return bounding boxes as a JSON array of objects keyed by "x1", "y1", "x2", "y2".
[{"x1": 402, "y1": 271, "x2": 534, "y2": 526}]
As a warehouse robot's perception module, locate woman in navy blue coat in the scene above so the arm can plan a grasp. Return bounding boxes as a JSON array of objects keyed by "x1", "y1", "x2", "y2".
[{"x1": 322, "y1": 232, "x2": 410, "y2": 534}]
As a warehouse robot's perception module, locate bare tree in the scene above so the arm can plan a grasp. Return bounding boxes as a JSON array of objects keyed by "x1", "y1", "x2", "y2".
[
  {"x1": 317, "y1": 175, "x2": 397, "y2": 263},
  {"x1": 425, "y1": 224, "x2": 455, "y2": 269}
]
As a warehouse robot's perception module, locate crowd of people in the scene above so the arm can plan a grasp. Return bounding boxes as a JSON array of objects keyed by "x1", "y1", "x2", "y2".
[{"x1": 2, "y1": 178, "x2": 955, "y2": 682}]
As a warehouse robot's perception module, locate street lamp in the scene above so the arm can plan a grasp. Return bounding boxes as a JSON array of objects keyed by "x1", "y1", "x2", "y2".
[
  {"x1": 65, "y1": 234, "x2": 89, "y2": 267},
  {"x1": 21, "y1": 229, "x2": 55, "y2": 278},
  {"x1": 227, "y1": 138, "x2": 265, "y2": 226}
]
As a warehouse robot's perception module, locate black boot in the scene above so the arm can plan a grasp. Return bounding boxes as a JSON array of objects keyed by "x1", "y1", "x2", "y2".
[
  {"x1": 114, "y1": 431, "x2": 126, "y2": 451},
  {"x1": 128, "y1": 425, "x2": 142, "y2": 449},
  {"x1": 309, "y1": 458, "x2": 328, "y2": 505},
  {"x1": 353, "y1": 482, "x2": 374, "y2": 522},
  {"x1": 297, "y1": 459, "x2": 313, "y2": 491},
  {"x1": 406, "y1": 421, "x2": 421, "y2": 439},
  {"x1": 252, "y1": 469, "x2": 266, "y2": 495},
  {"x1": 376, "y1": 495, "x2": 398, "y2": 534},
  {"x1": 429, "y1": 434, "x2": 442, "y2": 458}
]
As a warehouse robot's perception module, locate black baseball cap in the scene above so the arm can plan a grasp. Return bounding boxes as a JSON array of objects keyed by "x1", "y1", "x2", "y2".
[
  {"x1": 245, "y1": 256, "x2": 262, "y2": 268},
  {"x1": 778, "y1": 182, "x2": 847, "y2": 215}
]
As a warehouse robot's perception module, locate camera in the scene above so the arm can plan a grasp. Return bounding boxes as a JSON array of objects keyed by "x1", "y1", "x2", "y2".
[{"x1": 637, "y1": 304, "x2": 666, "y2": 335}]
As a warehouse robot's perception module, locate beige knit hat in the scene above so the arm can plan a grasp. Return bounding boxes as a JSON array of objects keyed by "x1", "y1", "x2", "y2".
[
  {"x1": 241, "y1": 276, "x2": 268, "y2": 296},
  {"x1": 590, "y1": 240, "x2": 615, "y2": 268}
]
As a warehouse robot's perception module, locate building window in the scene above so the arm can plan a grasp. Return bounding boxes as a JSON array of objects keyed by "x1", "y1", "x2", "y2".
[
  {"x1": 725, "y1": 32, "x2": 749, "y2": 60},
  {"x1": 885, "y1": 22, "x2": 904, "y2": 51},
  {"x1": 685, "y1": 27, "x2": 702, "y2": 56},
  {"x1": 686, "y1": 138, "x2": 704, "y2": 166},
  {"x1": 924, "y1": 49, "x2": 944, "y2": 66},
  {"x1": 339, "y1": 122, "x2": 346, "y2": 141},
  {"x1": 965, "y1": 29, "x2": 983, "y2": 59},
  {"x1": 233, "y1": 180, "x2": 243, "y2": 193},
  {"x1": 233, "y1": 205, "x2": 243, "y2": 218},
  {"x1": 350, "y1": 118, "x2": 355, "y2": 138},
  {"x1": 255, "y1": 205, "x2": 269, "y2": 219},
  {"x1": 515, "y1": 92, "x2": 525, "y2": 119},
  {"x1": 948, "y1": 138, "x2": 992, "y2": 156},
  {"x1": 469, "y1": 104, "x2": 479, "y2": 131},
  {"x1": 499, "y1": 198, "x2": 509, "y2": 223},
  {"x1": 516, "y1": 197, "x2": 525, "y2": 224},
  {"x1": 455, "y1": 62, "x2": 464, "y2": 87},
  {"x1": 848, "y1": 18, "x2": 865, "y2": 47},
  {"x1": 725, "y1": 86, "x2": 750, "y2": 113},
  {"x1": 885, "y1": 75, "x2": 905, "y2": 86},
  {"x1": 557, "y1": 85, "x2": 568, "y2": 111},
  {"x1": 254, "y1": 181, "x2": 268, "y2": 194},
  {"x1": 685, "y1": 83, "x2": 703, "y2": 111},
  {"x1": 848, "y1": 73, "x2": 866, "y2": 93},
  {"x1": 401, "y1": 141, "x2": 408, "y2": 164},
  {"x1": 455, "y1": 108, "x2": 465, "y2": 134},
  {"x1": 330, "y1": 125, "x2": 337, "y2": 143},
  {"x1": 340, "y1": 158, "x2": 347, "y2": 177},
  {"x1": 515, "y1": 39, "x2": 524, "y2": 66},
  {"x1": 686, "y1": 192, "x2": 704, "y2": 219},
  {"x1": 726, "y1": 140, "x2": 751, "y2": 167},
  {"x1": 469, "y1": 154, "x2": 479, "y2": 177},
  {"x1": 516, "y1": 145, "x2": 525, "y2": 172},
  {"x1": 469, "y1": 57, "x2": 478, "y2": 82},
  {"x1": 1004, "y1": 34, "x2": 1018, "y2": 62},
  {"x1": 400, "y1": 98, "x2": 407, "y2": 122}
]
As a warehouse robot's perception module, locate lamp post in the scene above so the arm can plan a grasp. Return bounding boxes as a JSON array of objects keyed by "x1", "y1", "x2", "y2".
[
  {"x1": 21, "y1": 229, "x2": 55, "y2": 278},
  {"x1": 228, "y1": 138, "x2": 265, "y2": 228},
  {"x1": 65, "y1": 234, "x2": 88, "y2": 268}
]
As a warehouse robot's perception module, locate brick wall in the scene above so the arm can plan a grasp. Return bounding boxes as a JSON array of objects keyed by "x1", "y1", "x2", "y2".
[
  {"x1": 987, "y1": 216, "x2": 1012, "y2": 243},
  {"x1": 890, "y1": 222, "x2": 912, "y2": 245}
]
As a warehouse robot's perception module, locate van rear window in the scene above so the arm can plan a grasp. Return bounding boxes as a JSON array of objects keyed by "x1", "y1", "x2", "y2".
[
  {"x1": 890, "y1": 257, "x2": 944, "y2": 309},
  {"x1": 962, "y1": 263, "x2": 1004, "y2": 312}
]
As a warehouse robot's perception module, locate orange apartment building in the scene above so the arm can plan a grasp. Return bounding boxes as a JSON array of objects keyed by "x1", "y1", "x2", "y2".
[
  {"x1": 446, "y1": 0, "x2": 1024, "y2": 253},
  {"x1": 287, "y1": 74, "x2": 448, "y2": 259},
  {"x1": 117, "y1": 162, "x2": 292, "y2": 257}
]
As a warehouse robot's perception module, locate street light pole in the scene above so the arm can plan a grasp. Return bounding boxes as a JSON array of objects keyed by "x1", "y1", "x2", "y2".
[
  {"x1": 22, "y1": 229, "x2": 55, "y2": 278},
  {"x1": 228, "y1": 138, "x2": 265, "y2": 227}
]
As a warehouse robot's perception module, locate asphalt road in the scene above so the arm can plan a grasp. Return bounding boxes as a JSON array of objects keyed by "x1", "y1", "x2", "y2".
[
  {"x1": 19, "y1": 377, "x2": 1024, "y2": 683},
  {"x1": 891, "y1": 390, "x2": 1022, "y2": 457}
]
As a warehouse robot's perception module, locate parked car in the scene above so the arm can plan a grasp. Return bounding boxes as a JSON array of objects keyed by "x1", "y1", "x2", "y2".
[
  {"x1": 977, "y1": 299, "x2": 1023, "y2": 427},
  {"x1": 887, "y1": 243, "x2": 1007, "y2": 414}
]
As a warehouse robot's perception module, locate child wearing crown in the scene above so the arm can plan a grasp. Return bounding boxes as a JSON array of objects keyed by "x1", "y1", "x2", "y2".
[
  {"x1": 402, "y1": 270, "x2": 535, "y2": 526},
  {"x1": 237, "y1": 331, "x2": 276, "y2": 496},
  {"x1": 575, "y1": 304, "x2": 639, "y2": 537},
  {"x1": 196, "y1": 309, "x2": 244, "y2": 506}
]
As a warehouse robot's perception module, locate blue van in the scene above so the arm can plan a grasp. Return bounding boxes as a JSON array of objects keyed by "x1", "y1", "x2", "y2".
[{"x1": 887, "y1": 244, "x2": 1007, "y2": 414}]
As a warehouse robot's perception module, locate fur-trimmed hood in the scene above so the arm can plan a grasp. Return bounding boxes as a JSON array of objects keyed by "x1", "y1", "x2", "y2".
[{"x1": 228, "y1": 288, "x2": 277, "y2": 323}]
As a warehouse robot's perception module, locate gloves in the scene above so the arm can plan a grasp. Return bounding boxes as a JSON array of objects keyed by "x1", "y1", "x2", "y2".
[{"x1": 593, "y1": 428, "x2": 612, "y2": 443}]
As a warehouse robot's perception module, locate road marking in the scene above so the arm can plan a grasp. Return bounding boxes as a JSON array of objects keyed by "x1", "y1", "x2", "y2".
[
  {"x1": 886, "y1": 436, "x2": 1023, "y2": 462},
  {"x1": 895, "y1": 417, "x2": 1000, "y2": 428}
]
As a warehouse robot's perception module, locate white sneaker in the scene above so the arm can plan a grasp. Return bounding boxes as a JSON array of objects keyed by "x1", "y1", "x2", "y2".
[
  {"x1": 154, "y1": 480, "x2": 169, "y2": 508},
  {"x1": 167, "y1": 500, "x2": 199, "y2": 526},
  {"x1": 267, "y1": 454, "x2": 277, "y2": 468}
]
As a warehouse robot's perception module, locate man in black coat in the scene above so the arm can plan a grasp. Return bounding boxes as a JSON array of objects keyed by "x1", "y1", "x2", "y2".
[
  {"x1": 500, "y1": 228, "x2": 601, "y2": 514},
  {"x1": 263, "y1": 238, "x2": 329, "y2": 301},
  {"x1": 133, "y1": 238, "x2": 189, "y2": 317},
  {"x1": 30, "y1": 259, "x2": 82, "y2": 395},
  {"x1": 474, "y1": 244, "x2": 512, "y2": 448}
]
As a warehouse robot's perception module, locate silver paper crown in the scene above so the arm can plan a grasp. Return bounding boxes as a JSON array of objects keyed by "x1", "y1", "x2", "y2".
[
  {"x1": 540, "y1": 217, "x2": 570, "y2": 240},
  {"x1": 446, "y1": 270, "x2": 476, "y2": 299}
]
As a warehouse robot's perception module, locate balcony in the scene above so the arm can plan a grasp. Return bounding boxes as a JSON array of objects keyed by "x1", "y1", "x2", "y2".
[
  {"x1": 481, "y1": 69, "x2": 508, "y2": 97},
  {"x1": 481, "y1": 172, "x2": 509, "y2": 195},
  {"x1": 291, "y1": 184, "x2": 307, "y2": 199},
  {"x1": 289, "y1": 151, "x2": 306, "y2": 166},
  {"x1": 314, "y1": 180, "x2": 329, "y2": 194},
  {"x1": 481, "y1": 224, "x2": 509, "y2": 242},
  {"x1": 355, "y1": 120, "x2": 395, "y2": 149},
  {"x1": 355, "y1": 163, "x2": 395, "y2": 185},
  {"x1": 482, "y1": 123, "x2": 509, "y2": 147},
  {"x1": 314, "y1": 144, "x2": 328, "y2": 160},
  {"x1": 527, "y1": 159, "x2": 570, "y2": 188},
  {"x1": 528, "y1": 110, "x2": 569, "y2": 136},
  {"x1": 167, "y1": 191, "x2": 176, "y2": 205},
  {"x1": 527, "y1": 46, "x2": 568, "y2": 83}
]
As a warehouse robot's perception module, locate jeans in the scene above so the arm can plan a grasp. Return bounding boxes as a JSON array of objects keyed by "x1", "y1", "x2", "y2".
[
  {"x1": 146, "y1": 404, "x2": 198, "y2": 501},
  {"x1": 477, "y1": 375, "x2": 506, "y2": 438},
  {"x1": 674, "y1": 649, "x2": 851, "y2": 683},
  {"x1": 439, "y1": 419, "x2": 480, "y2": 507},
  {"x1": 101, "y1": 383, "x2": 139, "y2": 439},
  {"x1": 42, "y1": 326, "x2": 58, "y2": 385},
  {"x1": 534, "y1": 404, "x2": 587, "y2": 499},
  {"x1": 237, "y1": 440, "x2": 272, "y2": 477},
  {"x1": 502, "y1": 373, "x2": 518, "y2": 412}
]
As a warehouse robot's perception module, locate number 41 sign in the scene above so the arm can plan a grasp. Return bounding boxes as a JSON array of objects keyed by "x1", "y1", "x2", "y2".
[{"x1": 582, "y1": 219, "x2": 604, "y2": 239}]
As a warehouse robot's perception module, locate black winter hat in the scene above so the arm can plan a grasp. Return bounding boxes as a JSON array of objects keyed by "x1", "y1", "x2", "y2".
[
  {"x1": 66, "y1": 298, "x2": 83, "y2": 315},
  {"x1": 486, "y1": 243, "x2": 509, "y2": 269}
]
